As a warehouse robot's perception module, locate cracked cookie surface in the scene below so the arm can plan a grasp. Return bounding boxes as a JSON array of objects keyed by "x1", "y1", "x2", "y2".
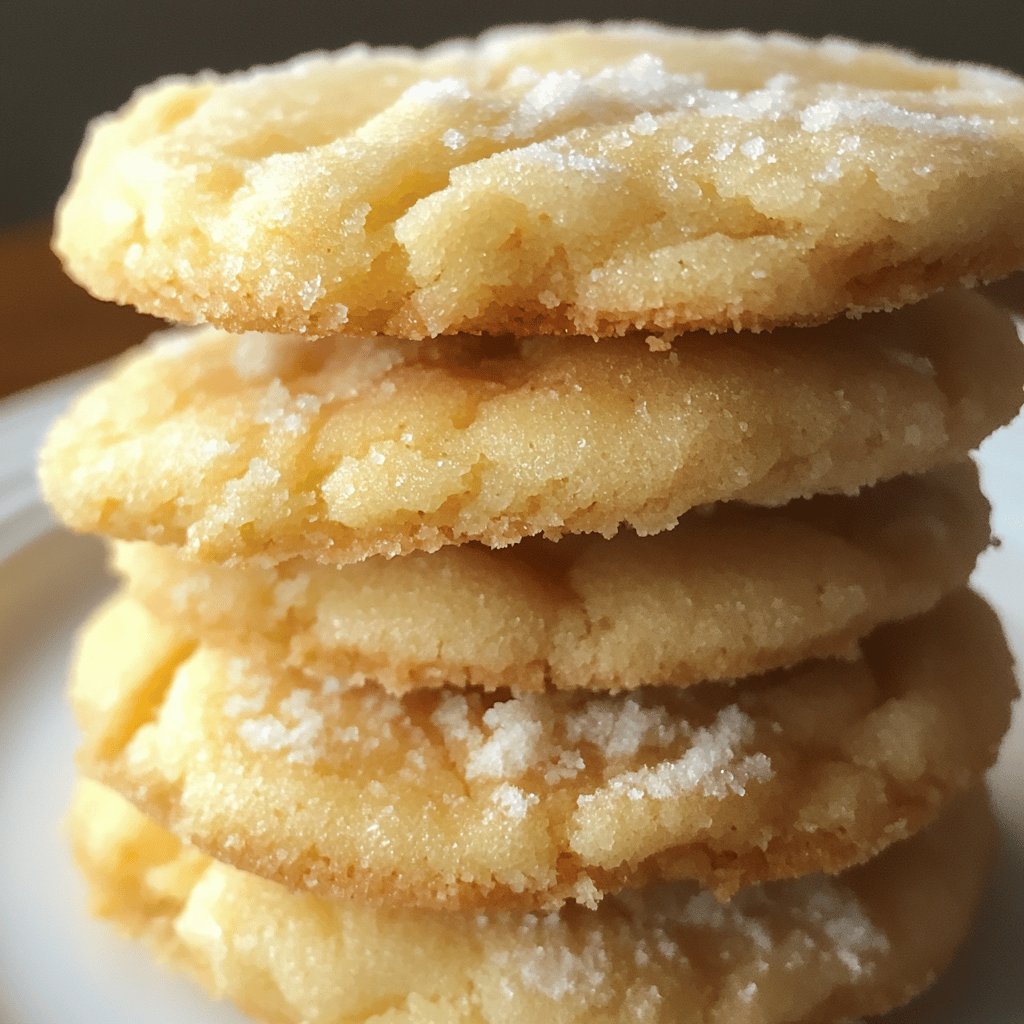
[
  {"x1": 72, "y1": 590, "x2": 1014, "y2": 909},
  {"x1": 71, "y1": 779, "x2": 994, "y2": 1024},
  {"x1": 54, "y1": 23, "x2": 1024, "y2": 339},
  {"x1": 39, "y1": 290, "x2": 1024, "y2": 567},
  {"x1": 113, "y1": 463, "x2": 990, "y2": 693}
]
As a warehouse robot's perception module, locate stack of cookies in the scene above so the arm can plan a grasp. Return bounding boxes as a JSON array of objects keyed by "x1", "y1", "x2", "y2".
[{"x1": 40, "y1": 24, "x2": 1024, "y2": 1024}]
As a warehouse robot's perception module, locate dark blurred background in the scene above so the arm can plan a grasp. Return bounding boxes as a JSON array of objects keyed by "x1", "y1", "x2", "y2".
[{"x1": 6, "y1": 0, "x2": 1024, "y2": 228}]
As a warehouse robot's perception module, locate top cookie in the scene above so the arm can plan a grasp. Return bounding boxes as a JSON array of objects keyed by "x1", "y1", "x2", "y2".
[{"x1": 54, "y1": 23, "x2": 1024, "y2": 339}]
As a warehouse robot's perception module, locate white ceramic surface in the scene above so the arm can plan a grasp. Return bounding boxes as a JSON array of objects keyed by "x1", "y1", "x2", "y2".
[{"x1": 0, "y1": 371, "x2": 1020, "y2": 1023}]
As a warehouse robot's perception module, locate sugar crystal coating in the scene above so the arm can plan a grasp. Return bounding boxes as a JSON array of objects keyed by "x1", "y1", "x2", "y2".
[
  {"x1": 71, "y1": 779, "x2": 995, "y2": 1024},
  {"x1": 39, "y1": 290, "x2": 1024, "y2": 567},
  {"x1": 71, "y1": 590, "x2": 1015, "y2": 908},
  {"x1": 54, "y1": 23, "x2": 1024, "y2": 338}
]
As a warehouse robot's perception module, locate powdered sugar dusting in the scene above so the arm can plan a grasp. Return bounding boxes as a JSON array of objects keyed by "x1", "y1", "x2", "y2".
[
  {"x1": 578, "y1": 706, "x2": 773, "y2": 804},
  {"x1": 740, "y1": 135, "x2": 766, "y2": 159},
  {"x1": 506, "y1": 141, "x2": 617, "y2": 179},
  {"x1": 224, "y1": 650, "x2": 772, "y2": 805},
  {"x1": 800, "y1": 98, "x2": 991, "y2": 137},
  {"x1": 505, "y1": 54, "x2": 706, "y2": 136},
  {"x1": 196, "y1": 437, "x2": 237, "y2": 463},
  {"x1": 804, "y1": 882, "x2": 892, "y2": 976},
  {"x1": 672, "y1": 875, "x2": 890, "y2": 978},
  {"x1": 631, "y1": 111, "x2": 659, "y2": 136},
  {"x1": 296, "y1": 275, "x2": 325, "y2": 311},
  {"x1": 491, "y1": 782, "x2": 541, "y2": 821},
  {"x1": 471, "y1": 866, "x2": 890, "y2": 1009},
  {"x1": 394, "y1": 50, "x2": 1004, "y2": 151},
  {"x1": 236, "y1": 688, "x2": 327, "y2": 765},
  {"x1": 402, "y1": 77, "x2": 473, "y2": 106},
  {"x1": 467, "y1": 700, "x2": 546, "y2": 780},
  {"x1": 488, "y1": 916, "x2": 613, "y2": 1004},
  {"x1": 442, "y1": 128, "x2": 466, "y2": 150},
  {"x1": 563, "y1": 700, "x2": 679, "y2": 760},
  {"x1": 384, "y1": 48, "x2": 997, "y2": 154},
  {"x1": 225, "y1": 660, "x2": 413, "y2": 765},
  {"x1": 431, "y1": 691, "x2": 771, "y2": 801},
  {"x1": 616, "y1": 871, "x2": 889, "y2": 983},
  {"x1": 254, "y1": 379, "x2": 322, "y2": 436}
]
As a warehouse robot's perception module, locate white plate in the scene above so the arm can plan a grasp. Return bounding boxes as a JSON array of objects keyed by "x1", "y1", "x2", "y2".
[{"x1": 0, "y1": 370, "x2": 1020, "y2": 1024}]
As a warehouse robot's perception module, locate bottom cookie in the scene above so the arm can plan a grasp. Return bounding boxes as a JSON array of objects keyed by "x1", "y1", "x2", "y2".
[{"x1": 71, "y1": 780, "x2": 992, "y2": 1024}]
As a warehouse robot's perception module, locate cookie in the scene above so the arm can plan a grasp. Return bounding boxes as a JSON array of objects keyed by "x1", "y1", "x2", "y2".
[
  {"x1": 71, "y1": 779, "x2": 994, "y2": 1024},
  {"x1": 39, "y1": 289, "x2": 1023, "y2": 568},
  {"x1": 113, "y1": 462, "x2": 990, "y2": 694},
  {"x1": 72, "y1": 589, "x2": 1014, "y2": 908},
  {"x1": 53, "y1": 23, "x2": 1024, "y2": 339}
]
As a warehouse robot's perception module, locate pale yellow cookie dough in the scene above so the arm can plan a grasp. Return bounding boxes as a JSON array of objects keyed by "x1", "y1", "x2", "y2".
[
  {"x1": 72, "y1": 590, "x2": 1014, "y2": 908},
  {"x1": 39, "y1": 290, "x2": 1023, "y2": 568},
  {"x1": 114, "y1": 463, "x2": 990, "y2": 693},
  {"x1": 54, "y1": 23, "x2": 1024, "y2": 339},
  {"x1": 71, "y1": 780, "x2": 994, "y2": 1024}
]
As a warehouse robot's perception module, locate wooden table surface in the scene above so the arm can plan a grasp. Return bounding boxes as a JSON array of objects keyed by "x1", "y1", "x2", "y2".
[
  {"x1": 4, "y1": 218, "x2": 1024, "y2": 402},
  {"x1": 0, "y1": 220, "x2": 159, "y2": 399}
]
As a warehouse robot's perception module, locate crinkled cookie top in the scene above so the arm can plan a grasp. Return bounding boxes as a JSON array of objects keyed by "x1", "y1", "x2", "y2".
[
  {"x1": 73, "y1": 590, "x2": 1014, "y2": 908},
  {"x1": 37, "y1": 291, "x2": 1024, "y2": 568},
  {"x1": 72, "y1": 778, "x2": 993, "y2": 1024},
  {"x1": 113, "y1": 464, "x2": 988, "y2": 695},
  {"x1": 54, "y1": 22, "x2": 1024, "y2": 339}
]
